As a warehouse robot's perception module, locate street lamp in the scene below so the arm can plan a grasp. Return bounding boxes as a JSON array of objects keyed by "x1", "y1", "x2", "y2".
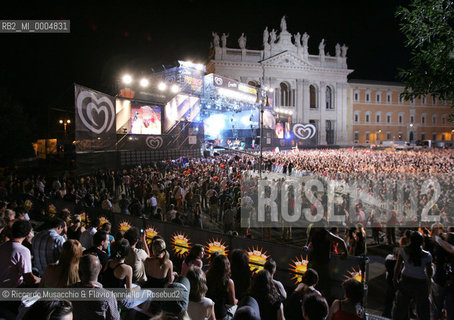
[{"x1": 59, "y1": 119, "x2": 71, "y2": 138}]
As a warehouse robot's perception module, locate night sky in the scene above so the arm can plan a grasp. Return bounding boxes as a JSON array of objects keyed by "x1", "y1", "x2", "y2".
[{"x1": 1, "y1": 0, "x2": 409, "y2": 138}]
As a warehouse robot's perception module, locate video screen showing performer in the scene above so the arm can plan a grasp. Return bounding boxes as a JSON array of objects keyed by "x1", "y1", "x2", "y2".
[
  {"x1": 276, "y1": 123, "x2": 284, "y2": 139},
  {"x1": 130, "y1": 105, "x2": 161, "y2": 135}
]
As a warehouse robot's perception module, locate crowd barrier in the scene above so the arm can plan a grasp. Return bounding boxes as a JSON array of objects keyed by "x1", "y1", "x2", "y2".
[{"x1": 45, "y1": 199, "x2": 368, "y2": 300}]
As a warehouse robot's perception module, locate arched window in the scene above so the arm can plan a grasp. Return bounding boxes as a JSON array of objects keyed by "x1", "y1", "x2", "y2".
[
  {"x1": 310, "y1": 85, "x2": 317, "y2": 109},
  {"x1": 326, "y1": 86, "x2": 334, "y2": 109},
  {"x1": 280, "y1": 82, "x2": 290, "y2": 106}
]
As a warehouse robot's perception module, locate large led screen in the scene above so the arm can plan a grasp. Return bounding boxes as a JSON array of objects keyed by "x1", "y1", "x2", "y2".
[{"x1": 130, "y1": 105, "x2": 161, "y2": 135}]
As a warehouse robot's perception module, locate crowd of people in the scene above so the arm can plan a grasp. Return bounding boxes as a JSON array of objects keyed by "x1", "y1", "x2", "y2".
[{"x1": 0, "y1": 148, "x2": 452, "y2": 319}]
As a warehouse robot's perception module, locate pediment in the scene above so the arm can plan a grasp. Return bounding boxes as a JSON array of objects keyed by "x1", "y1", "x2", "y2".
[{"x1": 261, "y1": 51, "x2": 312, "y2": 68}]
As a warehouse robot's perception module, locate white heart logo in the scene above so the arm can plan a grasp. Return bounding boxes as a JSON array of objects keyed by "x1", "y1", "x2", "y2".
[
  {"x1": 146, "y1": 136, "x2": 163, "y2": 149},
  {"x1": 77, "y1": 90, "x2": 115, "y2": 134},
  {"x1": 293, "y1": 124, "x2": 316, "y2": 140}
]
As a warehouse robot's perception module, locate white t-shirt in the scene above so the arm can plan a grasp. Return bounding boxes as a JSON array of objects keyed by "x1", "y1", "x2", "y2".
[
  {"x1": 187, "y1": 297, "x2": 214, "y2": 320},
  {"x1": 0, "y1": 242, "x2": 32, "y2": 288}
]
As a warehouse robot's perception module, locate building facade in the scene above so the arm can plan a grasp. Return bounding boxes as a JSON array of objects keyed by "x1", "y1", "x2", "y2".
[
  {"x1": 207, "y1": 17, "x2": 453, "y2": 145},
  {"x1": 349, "y1": 80, "x2": 454, "y2": 144},
  {"x1": 207, "y1": 16, "x2": 352, "y2": 145}
]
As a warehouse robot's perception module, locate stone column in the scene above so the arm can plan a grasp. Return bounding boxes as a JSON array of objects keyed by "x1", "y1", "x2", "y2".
[
  {"x1": 296, "y1": 79, "x2": 304, "y2": 123},
  {"x1": 303, "y1": 80, "x2": 310, "y2": 124},
  {"x1": 319, "y1": 82, "x2": 327, "y2": 144}
]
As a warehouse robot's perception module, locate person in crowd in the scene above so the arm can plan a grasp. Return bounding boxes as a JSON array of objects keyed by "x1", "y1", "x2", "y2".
[
  {"x1": 328, "y1": 278, "x2": 365, "y2": 320},
  {"x1": 102, "y1": 239, "x2": 132, "y2": 289},
  {"x1": 167, "y1": 204, "x2": 177, "y2": 222},
  {"x1": 0, "y1": 220, "x2": 40, "y2": 288},
  {"x1": 181, "y1": 244, "x2": 204, "y2": 277},
  {"x1": 382, "y1": 247, "x2": 398, "y2": 318},
  {"x1": 151, "y1": 276, "x2": 191, "y2": 320},
  {"x1": 302, "y1": 293, "x2": 329, "y2": 320},
  {"x1": 119, "y1": 194, "x2": 130, "y2": 215},
  {"x1": 285, "y1": 268, "x2": 320, "y2": 320},
  {"x1": 233, "y1": 296, "x2": 261, "y2": 320},
  {"x1": 306, "y1": 225, "x2": 348, "y2": 299},
  {"x1": 100, "y1": 222, "x2": 114, "y2": 256},
  {"x1": 22, "y1": 299, "x2": 73, "y2": 320},
  {"x1": 79, "y1": 217, "x2": 100, "y2": 250},
  {"x1": 249, "y1": 269, "x2": 285, "y2": 320},
  {"x1": 206, "y1": 254, "x2": 238, "y2": 320},
  {"x1": 186, "y1": 266, "x2": 216, "y2": 320},
  {"x1": 102, "y1": 238, "x2": 151, "y2": 310},
  {"x1": 147, "y1": 192, "x2": 158, "y2": 218},
  {"x1": 353, "y1": 225, "x2": 366, "y2": 256},
  {"x1": 393, "y1": 231, "x2": 432, "y2": 320},
  {"x1": 84, "y1": 230, "x2": 110, "y2": 269},
  {"x1": 192, "y1": 202, "x2": 203, "y2": 229},
  {"x1": 144, "y1": 238, "x2": 174, "y2": 288},
  {"x1": 153, "y1": 207, "x2": 164, "y2": 221},
  {"x1": 264, "y1": 258, "x2": 287, "y2": 300},
  {"x1": 229, "y1": 249, "x2": 252, "y2": 301},
  {"x1": 67, "y1": 215, "x2": 85, "y2": 241},
  {"x1": 124, "y1": 228, "x2": 150, "y2": 285},
  {"x1": 40, "y1": 239, "x2": 82, "y2": 288},
  {"x1": 32, "y1": 218, "x2": 67, "y2": 275},
  {"x1": 431, "y1": 229, "x2": 454, "y2": 320},
  {"x1": 71, "y1": 254, "x2": 120, "y2": 320},
  {"x1": 223, "y1": 203, "x2": 235, "y2": 234}
]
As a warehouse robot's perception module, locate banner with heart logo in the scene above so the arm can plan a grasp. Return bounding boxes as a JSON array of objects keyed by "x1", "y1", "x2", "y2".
[
  {"x1": 146, "y1": 136, "x2": 163, "y2": 149},
  {"x1": 74, "y1": 84, "x2": 116, "y2": 152},
  {"x1": 291, "y1": 123, "x2": 317, "y2": 145}
]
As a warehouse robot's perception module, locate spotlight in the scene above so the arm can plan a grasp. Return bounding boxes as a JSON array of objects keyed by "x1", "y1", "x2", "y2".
[
  {"x1": 122, "y1": 74, "x2": 132, "y2": 85},
  {"x1": 171, "y1": 84, "x2": 179, "y2": 93},
  {"x1": 140, "y1": 78, "x2": 149, "y2": 87},
  {"x1": 158, "y1": 82, "x2": 167, "y2": 91},
  {"x1": 269, "y1": 88, "x2": 274, "y2": 92}
]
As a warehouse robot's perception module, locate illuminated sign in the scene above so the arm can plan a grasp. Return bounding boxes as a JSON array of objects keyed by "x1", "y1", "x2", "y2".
[
  {"x1": 212, "y1": 75, "x2": 258, "y2": 103},
  {"x1": 99, "y1": 216, "x2": 110, "y2": 226},
  {"x1": 80, "y1": 212, "x2": 91, "y2": 227},
  {"x1": 345, "y1": 267, "x2": 363, "y2": 282},
  {"x1": 247, "y1": 247, "x2": 269, "y2": 273},
  {"x1": 145, "y1": 226, "x2": 159, "y2": 244},
  {"x1": 171, "y1": 233, "x2": 191, "y2": 257},
  {"x1": 289, "y1": 255, "x2": 309, "y2": 284},
  {"x1": 205, "y1": 238, "x2": 228, "y2": 257},
  {"x1": 118, "y1": 220, "x2": 132, "y2": 232}
]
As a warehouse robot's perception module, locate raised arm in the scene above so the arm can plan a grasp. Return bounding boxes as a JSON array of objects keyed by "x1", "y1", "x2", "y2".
[
  {"x1": 434, "y1": 235, "x2": 454, "y2": 255},
  {"x1": 328, "y1": 231, "x2": 348, "y2": 255}
]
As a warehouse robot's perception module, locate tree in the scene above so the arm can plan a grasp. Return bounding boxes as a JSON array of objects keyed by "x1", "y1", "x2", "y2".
[
  {"x1": 396, "y1": 0, "x2": 454, "y2": 117},
  {"x1": 0, "y1": 89, "x2": 35, "y2": 166}
]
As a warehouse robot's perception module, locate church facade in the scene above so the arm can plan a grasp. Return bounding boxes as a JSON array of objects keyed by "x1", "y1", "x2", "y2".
[{"x1": 207, "y1": 16, "x2": 353, "y2": 145}]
